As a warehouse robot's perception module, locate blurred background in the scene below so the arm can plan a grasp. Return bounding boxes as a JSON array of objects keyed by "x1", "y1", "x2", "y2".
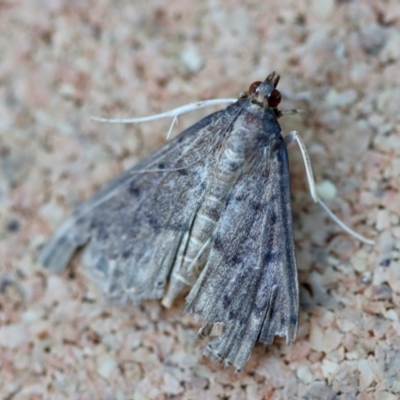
[{"x1": 0, "y1": 0, "x2": 399, "y2": 398}]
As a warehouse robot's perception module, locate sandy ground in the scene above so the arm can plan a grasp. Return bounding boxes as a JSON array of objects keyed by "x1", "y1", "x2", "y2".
[{"x1": 1, "y1": 0, "x2": 400, "y2": 399}]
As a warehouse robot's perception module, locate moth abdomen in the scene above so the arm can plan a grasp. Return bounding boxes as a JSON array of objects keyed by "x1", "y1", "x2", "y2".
[{"x1": 162, "y1": 193, "x2": 226, "y2": 307}]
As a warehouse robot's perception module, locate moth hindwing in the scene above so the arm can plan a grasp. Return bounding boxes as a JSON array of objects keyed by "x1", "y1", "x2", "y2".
[{"x1": 39, "y1": 72, "x2": 299, "y2": 371}]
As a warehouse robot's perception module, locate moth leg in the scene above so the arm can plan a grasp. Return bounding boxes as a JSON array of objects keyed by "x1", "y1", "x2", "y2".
[
  {"x1": 278, "y1": 108, "x2": 302, "y2": 116},
  {"x1": 166, "y1": 115, "x2": 179, "y2": 140},
  {"x1": 284, "y1": 130, "x2": 375, "y2": 245}
]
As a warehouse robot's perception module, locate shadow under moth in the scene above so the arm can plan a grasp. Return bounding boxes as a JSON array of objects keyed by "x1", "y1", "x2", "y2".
[{"x1": 38, "y1": 72, "x2": 373, "y2": 371}]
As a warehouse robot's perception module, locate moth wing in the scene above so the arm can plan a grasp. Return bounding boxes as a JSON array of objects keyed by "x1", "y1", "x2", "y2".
[
  {"x1": 185, "y1": 138, "x2": 299, "y2": 370},
  {"x1": 38, "y1": 102, "x2": 243, "y2": 303}
]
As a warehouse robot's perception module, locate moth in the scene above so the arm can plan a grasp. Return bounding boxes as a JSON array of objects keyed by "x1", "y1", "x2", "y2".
[{"x1": 38, "y1": 72, "x2": 373, "y2": 371}]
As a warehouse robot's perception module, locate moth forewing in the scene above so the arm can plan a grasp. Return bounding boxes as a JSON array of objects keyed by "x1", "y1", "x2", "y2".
[{"x1": 185, "y1": 105, "x2": 299, "y2": 371}]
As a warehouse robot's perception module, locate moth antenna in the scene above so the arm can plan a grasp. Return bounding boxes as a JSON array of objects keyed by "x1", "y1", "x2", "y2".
[
  {"x1": 90, "y1": 98, "x2": 237, "y2": 125},
  {"x1": 284, "y1": 130, "x2": 375, "y2": 246}
]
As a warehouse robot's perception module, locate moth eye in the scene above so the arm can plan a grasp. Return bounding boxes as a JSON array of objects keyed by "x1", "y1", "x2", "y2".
[
  {"x1": 268, "y1": 89, "x2": 281, "y2": 108},
  {"x1": 248, "y1": 81, "x2": 262, "y2": 94}
]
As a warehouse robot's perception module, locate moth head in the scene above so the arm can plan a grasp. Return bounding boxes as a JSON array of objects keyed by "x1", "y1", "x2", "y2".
[{"x1": 247, "y1": 71, "x2": 282, "y2": 110}]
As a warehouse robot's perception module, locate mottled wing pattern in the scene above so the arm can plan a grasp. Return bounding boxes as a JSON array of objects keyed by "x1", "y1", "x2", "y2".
[
  {"x1": 185, "y1": 137, "x2": 298, "y2": 371},
  {"x1": 38, "y1": 101, "x2": 245, "y2": 303}
]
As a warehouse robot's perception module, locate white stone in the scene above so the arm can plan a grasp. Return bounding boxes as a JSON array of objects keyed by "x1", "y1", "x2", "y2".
[
  {"x1": 316, "y1": 180, "x2": 337, "y2": 202},
  {"x1": 39, "y1": 201, "x2": 65, "y2": 225},
  {"x1": 358, "y1": 359, "x2": 375, "y2": 388},
  {"x1": 321, "y1": 359, "x2": 339, "y2": 379},
  {"x1": 325, "y1": 89, "x2": 358, "y2": 107},
  {"x1": 180, "y1": 47, "x2": 205, "y2": 73},
  {"x1": 380, "y1": 31, "x2": 400, "y2": 62},
  {"x1": 311, "y1": 0, "x2": 335, "y2": 19},
  {"x1": 296, "y1": 365, "x2": 313, "y2": 384},
  {"x1": 21, "y1": 309, "x2": 41, "y2": 323},
  {"x1": 351, "y1": 249, "x2": 369, "y2": 273},
  {"x1": 0, "y1": 324, "x2": 29, "y2": 348},
  {"x1": 97, "y1": 354, "x2": 117, "y2": 380},
  {"x1": 162, "y1": 371, "x2": 183, "y2": 395}
]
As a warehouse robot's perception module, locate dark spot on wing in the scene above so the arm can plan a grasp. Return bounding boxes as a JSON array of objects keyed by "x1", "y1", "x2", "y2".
[
  {"x1": 231, "y1": 254, "x2": 243, "y2": 265},
  {"x1": 158, "y1": 162, "x2": 166, "y2": 170},
  {"x1": 263, "y1": 251, "x2": 279, "y2": 265},
  {"x1": 177, "y1": 134, "x2": 185, "y2": 143},
  {"x1": 223, "y1": 294, "x2": 231, "y2": 307},
  {"x1": 269, "y1": 306, "x2": 275, "y2": 319},
  {"x1": 229, "y1": 310, "x2": 237, "y2": 320},
  {"x1": 177, "y1": 168, "x2": 188, "y2": 176},
  {"x1": 121, "y1": 249, "x2": 132, "y2": 259},
  {"x1": 213, "y1": 235, "x2": 224, "y2": 251},
  {"x1": 234, "y1": 193, "x2": 246, "y2": 202},
  {"x1": 249, "y1": 200, "x2": 262, "y2": 212},
  {"x1": 128, "y1": 181, "x2": 141, "y2": 197},
  {"x1": 148, "y1": 215, "x2": 161, "y2": 231},
  {"x1": 270, "y1": 211, "x2": 277, "y2": 225}
]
